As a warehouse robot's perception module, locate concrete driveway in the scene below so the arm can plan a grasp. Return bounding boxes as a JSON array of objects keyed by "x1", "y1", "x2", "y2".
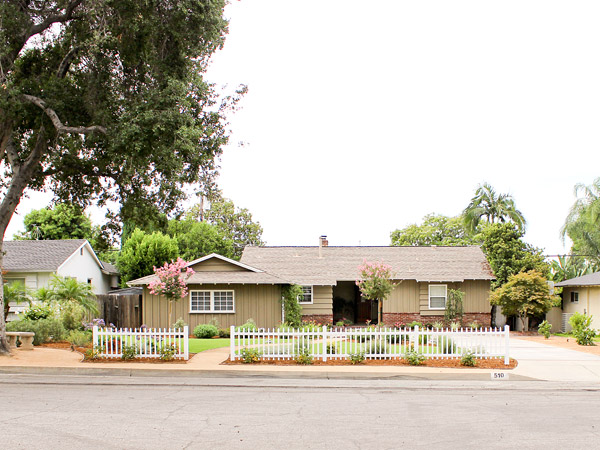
[{"x1": 511, "y1": 337, "x2": 600, "y2": 382}]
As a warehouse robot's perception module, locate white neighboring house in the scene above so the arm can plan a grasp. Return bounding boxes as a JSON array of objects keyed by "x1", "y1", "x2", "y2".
[{"x1": 2, "y1": 239, "x2": 119, "y2": 320}]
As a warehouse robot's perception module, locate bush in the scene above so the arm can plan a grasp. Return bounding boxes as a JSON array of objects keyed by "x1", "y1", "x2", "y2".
[
  {"x1": 335, "y1": 321, "x2": 345, "y2": 327},
  {"x1": 538, "y1": 320, "x2": 552, "y2": 339},
  {"x1": 405, "y1": 350, "x2": 426, "y2": 366},
  {"x1": 237, "y1": 318, "x2": 257, "y2": 331},
  {"x1": 218, "y1": 328, "x2": 230, "y2": 338},
  {"x1": 239, "y1": 347, "x2": 261, "y2": 363},
  {"x1": 405, "y1": 321, "x2": 423, "y2": 329},
  {"x1": 121, "y1": 344, "x2": 138, "y2": 360},
  {"x1": 22, "y1": 304, "x2": 54, "y2": 321},
  {"x1": 84, "y1": 347, "x2": 103, "y2": 360},
  {"x1": 431, "y1": 321, "x2": 444, "y2": 329},
  {"x1": 326, "y1": 343, "x2": 337, "y2": 354},
  {"x1": 569, "y1": 313, "x2": 596, "y2": 346},
  {"x1": 437, "y1": 336, "x2": 457, "y2": 354},
  {"x1": 66, "y1": 330, "x2": 92, "y2": 347},
  {"x1": 7, "y1": 318, "x2": 66, "y2": 345},
  {"x1": 575, "y1": 327, "x2": 596, "y2": 346},
  {"x1": 467, "y1": 321, "x2": 481, "y2": 330},
  {"x1": 367, "y1": 341, "x2": 385, "y2": 355},
  {"x1": 172, "y1": 317, "x2": 187, "y2": 329},
  {"x1": 193, "y1": 324, "x2": 219, "y2": 339},
  {"x1": 159, "y1": 343, "x2": 178, "y2": 361},
  {"x1": 349, "y1": 352, "x2": 365, "y2": 364},
  {"x1": 461, "y1": 351, "x2": 476, "y2": 367},
  {"x1": 60, "y1": 303, "x2": 86, "y2": 331},
  {"x1": 294, "y1": 345, "x2": 313, "y2": 365}
]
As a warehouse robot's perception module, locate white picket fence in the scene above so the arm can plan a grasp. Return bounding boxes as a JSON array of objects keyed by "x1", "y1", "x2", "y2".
[
  {"x1": 92, "y1": 326, "x2": 189, "y2": 360},
  {"x1": 230, "y1": 325, "x2": 510, "y2": 365}
]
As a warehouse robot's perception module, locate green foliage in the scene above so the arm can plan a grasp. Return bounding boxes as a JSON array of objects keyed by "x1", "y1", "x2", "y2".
[
  {"x1": 549, "y1": 255, "x2": 596, "y2": 283},
  {"x1": 462, "y1": 182, "x2": 526, "y2": 233},
  {"x1": 281, "y1": 285, "x2": 303, "y2": 327},
  {"x1": 60, "y1": 303, "x2": 86, "y2": 331},
  {"x1": 444, "y1": 289, "x2": 465, "y2": 324},
  {"x1": 574, "y1": 327, "x2": 597, "y2": 346},
  {"x1": 84, "y1": 347, "x2": 104, "y2": 360},
  {"x1": 172, "y1": 318, "x2": 187, "y2": 330},
  {"x1": 3, "y1": 281, "x2": 30, "y2": 320},
  {"x1": 391, "y1": 214, "x2": 477, "y2": 246},
  {"x1": 239, "y1": 347, "x2": 261, "y2": 364},
  {"x1": 159, "y1": 344, "x2": 178, "y2": 361},
  {"x1": 349, "y1": 352, "x2": 366, "y2": 364},
  {"x1": 405, "y1": 350, "x2": 426, "y2": 366},
  {"x1": 480, "y1": 223, "x2": 550, "y2": 289},
  {"x1": 50, "y1": 275, "x2": 98, "y2": 315},
  {"x1": 15, "y1": 203, "x2": 88, "y2": 240},
  {"x1": 460, "y1": 351, "x2": 477, "y2": 367},
  {"x1": 356, "y1": 261, "x2": 396, "y2": 325},
  {"x1": 326, "y1": 343, "x2": 337, "y2": 354},
  {"x1": 561, "y1": 178, "x2": 600, "y2": 265},
  {"x1": 7, "y1": 318, "x2": 66, "y2": 345},
  {"x1": 218, "y1": 328, "x2": 231, "y2": 338},
  {"x1": 405, "y1": 321, "x2": 423, "y2": 329},
  {"x1": 538, "y1": 320, "x2": 552, "y2": 339},
  {"x1": 188, "y1": 198, "x2": 265, "y2": 259},
  {"x1": 237, "y1": 319, "x2": 257, "y2": 331},
  {"x1": 66, "y1": 330, "x2": 92, "y2": 347},
  {"x1": 467, "y1": 321, "x2": 482, "y2": 330},
  {"x1": 23, "y1": 304, "x2": 54, "y2": 321},
  {"x1": 490, "y1": 271, "x2": 559, "y2": 331},
  {"x1": 193, "y1": 324, "x2": 219, "y2": 339},
  {"x1": 121, "y1": 345, "x2": 138, "y2": 360},
  {"x1": 166, "y1": 219, "x2": 235, "y2": 260},
  {"x1": 118, "y1": 229, "x2": 179, "y2": 284},
  {"x1": 367, "y1": 341, "x2": 385, "y2": 354},
  {"x1": 294, "y1": 345, "x2": 314, "y2": 365},
  {"x1": 569, "y1": 313, "x2": 597, "y2": 346},
  {"x1": 437, "y1": 336, "x2": 457, "y2": 354}
]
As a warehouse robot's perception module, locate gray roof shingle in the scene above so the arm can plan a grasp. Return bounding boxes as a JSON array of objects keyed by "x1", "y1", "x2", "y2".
[
  {"x1": 555, "y1": 271, "x2": 600, "y2": 287},
  {"x1": 129, "y1": 271, "x2": 285, "y2": 286},
  {"x1": 2, "y1": 239, "x2": 88, "y2": 272},
  {"x1": 240, "y1": 246, "x2": 495, "y2": 285}
]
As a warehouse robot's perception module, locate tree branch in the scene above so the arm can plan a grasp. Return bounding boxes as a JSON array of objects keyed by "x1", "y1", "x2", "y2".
[
  {"x1": 26, "y1": 0, "x2": 85, "y2": 40},
  {"x1": 57, "y1": 46, "x2": 80, "y2": 79},
  {"x1": 22, "y1": 94, "x2": 107, "y2": 135}
]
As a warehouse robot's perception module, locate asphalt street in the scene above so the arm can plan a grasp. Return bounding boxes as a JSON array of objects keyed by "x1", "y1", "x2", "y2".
[{"x1": 1, "y1": 374, "x2": 599, "y2": 450}]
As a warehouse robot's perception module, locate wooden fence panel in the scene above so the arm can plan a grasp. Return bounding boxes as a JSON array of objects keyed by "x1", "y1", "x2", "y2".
[{"x1": 94, "y1": 295, "x2": 142, "y2": 329}]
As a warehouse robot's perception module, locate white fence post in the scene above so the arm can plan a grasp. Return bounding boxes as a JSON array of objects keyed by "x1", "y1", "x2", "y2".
[
  {"x1": 322, "y1": 325, "x2": 328, "y2": 362},
  {"x1": 230, "y1": 325, "x2": 236, "y2": 361},
  {"x1": 504, "y1": 324, "x2": 510, "y2": 365},
  {"x1": 92, "y1": 325, "x2": 98, "y2": 351},
  {"x1": 183, "y1": 326, "x2": 189, "y2": 361}
]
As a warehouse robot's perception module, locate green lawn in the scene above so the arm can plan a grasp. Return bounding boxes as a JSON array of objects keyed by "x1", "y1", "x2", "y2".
[
  {"x1": 552, "y1": 332, "x2": 600, "y2": 342},
  {"x1": 188, "y1": 338, "x2": 230, "y2": 353}
]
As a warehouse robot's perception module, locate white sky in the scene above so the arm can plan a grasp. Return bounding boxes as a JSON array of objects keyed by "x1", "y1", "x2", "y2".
[{"x1": 7, "y1": 0, "x2": 600, "y2": 255}]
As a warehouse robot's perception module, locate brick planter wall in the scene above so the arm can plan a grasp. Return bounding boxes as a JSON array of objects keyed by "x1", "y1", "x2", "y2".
[
  {"x1": 302, "y1": 314, "x2": 333, "y2": 325},
  {"x1": 382, "y1": 312, "x2": 492, "y2": 327}
]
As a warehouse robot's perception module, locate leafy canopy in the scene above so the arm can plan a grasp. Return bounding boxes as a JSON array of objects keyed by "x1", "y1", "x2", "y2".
[
  {"x1": 490, "y1": 271, "x2": 559, "y2": 331},
  {"x1": 166, "y1": 219, "x2": 235, "y2": 261},
  {"x1": 391, "y1": 214, "x2": 478, "y2": 246},
  {"x1": 356, "y1": 261, "x2": 396, "y2": 325},
  {"x1": 463, "y1": 182, "x2": 526, "y2": 233}
]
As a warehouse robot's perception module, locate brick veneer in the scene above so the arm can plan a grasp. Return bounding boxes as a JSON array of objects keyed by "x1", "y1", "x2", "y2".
[
  {"x1": 302, "y1": 314, "x2": 333, "y2": 325},
  {"x1": 382, "y1": 312, "x2": 491, "y2": 327}
]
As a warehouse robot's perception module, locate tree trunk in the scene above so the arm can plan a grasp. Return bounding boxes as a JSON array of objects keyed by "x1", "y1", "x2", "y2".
[{"x1": 378, "y1": 299, "x2": 383, "y2": 326}]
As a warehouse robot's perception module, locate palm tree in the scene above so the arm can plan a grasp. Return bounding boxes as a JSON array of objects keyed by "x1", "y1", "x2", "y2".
[
  {"x1": 49, "y1": 276, "x2": 99, "y2": 315},
  {"x1": 3, "y1": 282, "x2": 30, "y2": 321},
  {"x1": 462, "y1": 182, "x2": 526, "y2": 233},
  {"x1": 561, "y1": 178, "x2": 600, "y2": 260}
]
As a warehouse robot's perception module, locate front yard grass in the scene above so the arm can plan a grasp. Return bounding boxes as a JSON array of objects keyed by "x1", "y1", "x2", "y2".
[{"x1": 188, "y1": 338, "x2": 230, "y2": 353}]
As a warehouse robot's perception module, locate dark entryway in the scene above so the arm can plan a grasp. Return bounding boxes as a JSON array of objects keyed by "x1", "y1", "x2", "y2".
[{"x1": 332, "y1": 281, "x2": 378, "y2": 325}]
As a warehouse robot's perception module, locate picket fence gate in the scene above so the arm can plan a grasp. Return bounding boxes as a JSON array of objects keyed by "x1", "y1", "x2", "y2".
[
  {"x1": 92, "y1": 326, "x2": 189, "y2": 360},
  {"x1": 230, "y1": 325, "x2": 510, "y2": 365}
]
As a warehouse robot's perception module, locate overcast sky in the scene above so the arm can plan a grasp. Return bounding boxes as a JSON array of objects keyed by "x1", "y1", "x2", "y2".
[{"x1": 7, "y1": 1, "x2": 600, "y2": 255}]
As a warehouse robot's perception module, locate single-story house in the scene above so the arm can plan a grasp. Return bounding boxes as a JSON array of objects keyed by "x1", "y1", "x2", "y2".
[
  {"x1": 550, "y1": 271, "x2": 600, "y2": 332},
  {"x1": 130, "y1": 238, "x2": 495, "y2": 329},
  {"x1": 2, "y1": 239, "x2": 120, "y2": 319}
]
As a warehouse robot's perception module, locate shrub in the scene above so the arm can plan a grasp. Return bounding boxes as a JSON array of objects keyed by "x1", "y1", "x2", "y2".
[
  {"x1": 280, "y1": 285, "x2": 303, "y2": 327},
  {"x1": 326, "y1": 343, "x2": 337, "y2": 354},
  {"x1": 406, "y1": 321, "x2": 423, "y2": 329},
  {"x1": 60, "y1": 303, "x2": 86, "y2": 331},
  {"x1": 405, "y1": 350, "x2": 426, "y2": 366},
  {"x1": 218, "y1": 328, "x2": 230, "y2": 338},
  {"x1": 294, "y1": 345, "x2": 313, "y2": 365},
  {"x1": 450, "y1": 322, "x2": 460, "y2": 331},
  {"x1": 349, "y1": 352, "x2": 365, "y2": 364},
  {"x1": 22, "y1": 304, "x2": 54, "y2": 321},
  {"x1": 84, "y1": 347, "x2": 103, "y2": 360},
  {"x1": 239, "y1": 347, "x2": 261, "y2": 363},
  {"x1": 437, "y1": 336, "x2": 457, "y2": 354},
  {"x1": 538, "y1": 320, "x2": 552, "y2": 339},
  {"x1": 7, "y1": 318, "x2": 66, "y2": 345},
  {"x1": 159, "y1": 343, "x2": 178, "y2": 361},
  {"x1": 461, "y1": 351, "x2": 476, "y2": 367},
  {"x1": 335, "y1": 321, "x2": 345, "y2": 327},
  {"x1": 237, "y1": 318, "x2": 257, "y2": 331},
  {"x1": 172, "y1": 317, "x2": 187, "y2": 329},
  {"x1": 575, "y1": 327, "x2": 596, "y2": 346},
  {"x1": 367, "y1": 341, "x2": 385, "y2": 355},
  {"x1": 66, "y1": 330, "x2": 92, "y2": 347},
  {"x1": 444, "y1": 288, "x2": 465, "y2": 324},
  {"x1": 121, "y1": 345, "x2": 138, "y2": 360},
  {"x1": 431, "y1": 321, "x2": 444, "y2": 329},
  {"x1": 569, "y1": 313, "x2": 597, "y2": 346},
  {"x1": 193, "y1": 324, "x2": 219, "y2": 339},
  {"x1": 467, "y1": 321, "x2": 481, "y2": 330}
]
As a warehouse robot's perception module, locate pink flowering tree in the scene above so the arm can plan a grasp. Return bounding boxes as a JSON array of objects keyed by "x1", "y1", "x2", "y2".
[
  {"x1": 356, "y1": 261, "x2": 396, "y2": 326},
  {"x1": 149, "y1": 258, "x2": 195, "y2": 327}
]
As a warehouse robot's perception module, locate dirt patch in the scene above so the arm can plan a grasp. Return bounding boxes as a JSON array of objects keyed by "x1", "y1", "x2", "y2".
[
  {"x1": 39, "y1": 341, "x2": 187, "y2": 363},
  {"x1": 39, "y1": 342, "x2": 90, "y2": 354},
  {"x1": 224, "y1": 357, "x2": 517, "y2": 369},
  {"x1": 513, "y1": 334, "x2": 600, "y2": 356}
]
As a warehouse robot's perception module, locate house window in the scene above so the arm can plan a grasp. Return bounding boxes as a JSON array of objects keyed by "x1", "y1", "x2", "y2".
[
  {"x1": 190, "y1": 290, "x2": 234, "y2": 313},
  {"x1": 429, "y1": 285, "x2": 447, "y2": 310},
  {"x1": 571, "y1": 292, "x2": 579, "y2": 303},
  {"x1": 298, "y1": 286, "x2": 313, "y2": 304},
  {"x1": 5, "y1": 278, "x2": 26, "y2": 287}
]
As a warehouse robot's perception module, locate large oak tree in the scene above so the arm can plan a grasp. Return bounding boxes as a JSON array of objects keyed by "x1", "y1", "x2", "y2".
[{"x1": 0, "y1": 0, "x2": 243, "y2": 354}]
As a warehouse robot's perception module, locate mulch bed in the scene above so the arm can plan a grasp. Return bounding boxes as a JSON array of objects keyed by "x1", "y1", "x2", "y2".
[{"x1": 223, "y1": 357, "x2": 517, "y2": 369}]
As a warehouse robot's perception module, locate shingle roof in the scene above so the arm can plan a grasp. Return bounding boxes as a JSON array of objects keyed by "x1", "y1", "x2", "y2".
[
  {"x1": 240, "y1": 246, "x2": 495, "y2": 285},
  {"x1": 129, "y1": 271, "x2": 285, "y2": 286},
  {"x1": 2, "y1": 239, "x2": 88, "y2": 272},
  {"x1": 555, "y1": 271, "x2": 600, "y2": 287},
  {"x1": 101, "y1": 261, "x2": 119, "y2": 275}
]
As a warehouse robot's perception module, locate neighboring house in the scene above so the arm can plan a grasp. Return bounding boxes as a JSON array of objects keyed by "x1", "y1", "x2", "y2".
[
  {"x1": 2, "y1": 239, "x2": 120, "y2": 320},
  {"x1": 130, "y1": 237, "x2": 495, "y2": 329},
  {"x1": 551, "y1": 271, "x2": 600, "y2": 332}
]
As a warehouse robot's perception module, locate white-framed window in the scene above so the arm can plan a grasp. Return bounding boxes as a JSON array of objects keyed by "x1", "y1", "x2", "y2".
[
  {"x1": 429, "y1": 284, "x2": 447, "y2": 310},
  {"x1": 190, "y1": 290, "x2": 235, "y2": 313},
  {"x1": 571, "y1": 291, "x2": 579, "y2": 303},
  {"x1": 298, "y1": 286, "x2": 313, "y2": 304}
]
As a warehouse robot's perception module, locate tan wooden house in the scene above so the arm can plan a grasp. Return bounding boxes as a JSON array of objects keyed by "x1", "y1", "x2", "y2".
[
  {"x1": 130, "y1": 238, "x2": 495, "y2": 329},
  {"x1": 550, "y1": 271, "x2": 600, "y2": 332}
]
